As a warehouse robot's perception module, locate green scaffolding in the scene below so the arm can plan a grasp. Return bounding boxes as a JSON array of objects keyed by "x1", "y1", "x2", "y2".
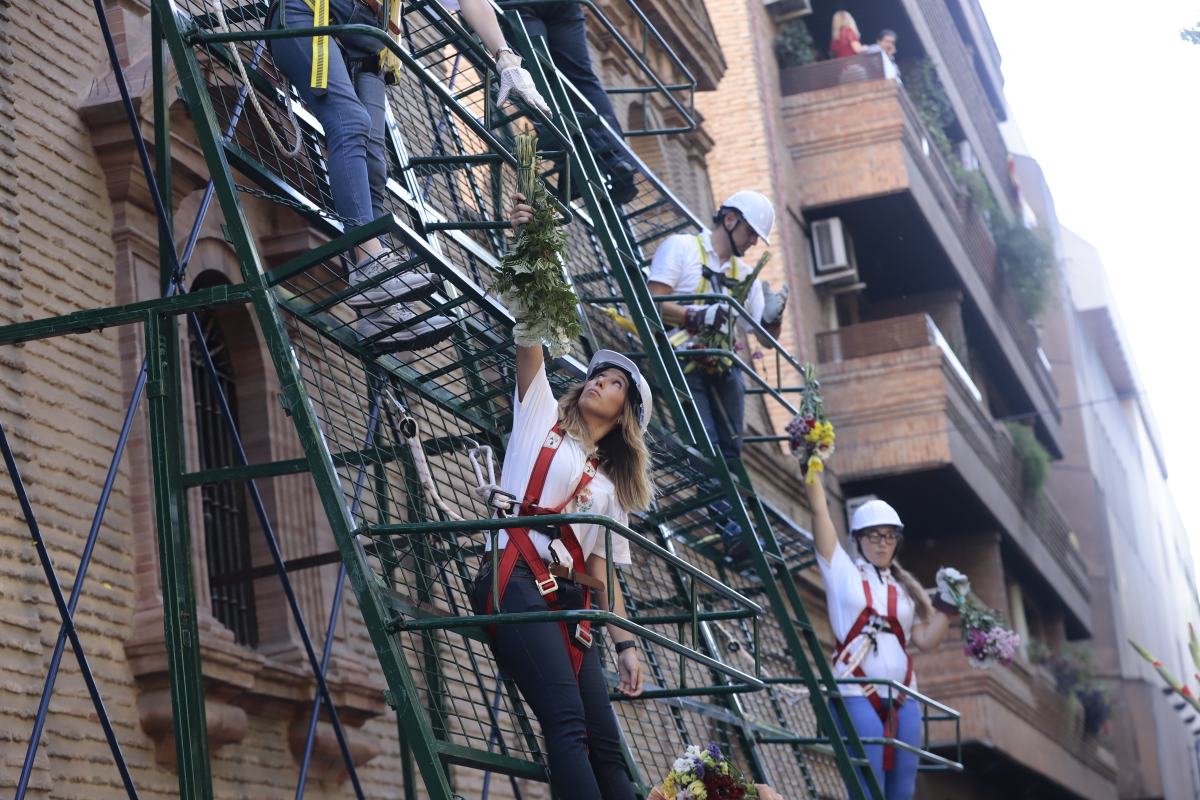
[{"x1": 2, "y1": 1, "x2": 966, "y2": 798}]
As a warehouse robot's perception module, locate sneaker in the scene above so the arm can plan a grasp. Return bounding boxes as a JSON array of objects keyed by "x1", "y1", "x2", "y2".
[
  {"x1": 354, "y1": 306, "x2": 456, "y2": 352},
  {"x1": 347, "y1": 252, "x2": 441, "y2": 310}
]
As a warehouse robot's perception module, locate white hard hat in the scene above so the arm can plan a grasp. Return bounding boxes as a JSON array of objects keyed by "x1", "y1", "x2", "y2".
[
  {"x1": 720, "y1": 190, "x2": 775, "y2": 245},
  {"x1": 587, "y1": 349, "x2": 653, "y2": 430},
  {"x1": 850, "y1": 499, "x2": 904, "y2": 534}
]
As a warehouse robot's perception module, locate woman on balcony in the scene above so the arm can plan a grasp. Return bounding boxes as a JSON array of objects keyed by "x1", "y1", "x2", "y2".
[
  {"x1": 830, "y1": 10, "x2": 865, "y2": 58},
  {"x1": 806, "y1": 473, "x2": 953, "y2": 800}
]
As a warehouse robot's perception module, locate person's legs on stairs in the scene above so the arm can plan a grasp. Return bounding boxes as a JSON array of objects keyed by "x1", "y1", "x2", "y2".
[
  {"x1": 884, "y1": 700, "x2": 922, "y2": 800},
  {"x1": 842, "y1": 696, "x2": 886, "y2": 798},
  {"x1": 471, "y1": 565, "x2": 606, "y2": 800},
  {"x1": 577, "y1": 644, "x2": 637, "y2": 800},
  {"x1": 521, "y1": 3, "x2": 636, "y2": 203}
]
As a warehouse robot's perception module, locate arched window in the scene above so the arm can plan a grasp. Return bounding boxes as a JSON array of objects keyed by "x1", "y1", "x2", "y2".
[{"x1": 189, "y1": 306, "x2": 258, "y2": 647}]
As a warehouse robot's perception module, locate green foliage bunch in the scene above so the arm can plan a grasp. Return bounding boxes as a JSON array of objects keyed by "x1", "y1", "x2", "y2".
[
  {"x1": 1005, "y1": 421, "x2": 1050, "y2": 496},
  {"x1": 995, "y1": 223, "x2": 1056, "y2": 320},
  {"x1": 774, "y1": 17, "x2": 819, "y2": 68},
  {"x1": 1029, "y1": 642, "x2": 1114, "y2": 736},
  {"x1": 495, "y1": 133, "x2": 581, "y2": 357}
]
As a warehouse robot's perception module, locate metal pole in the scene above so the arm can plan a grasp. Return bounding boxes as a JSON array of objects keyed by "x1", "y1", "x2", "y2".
[{"x1": 0, "y1": 422, "x2": 140, "y2": 799}]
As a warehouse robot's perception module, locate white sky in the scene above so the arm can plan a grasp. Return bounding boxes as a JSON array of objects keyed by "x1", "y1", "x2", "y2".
[{"x1": 978, "y1": 0, "x2": 1200, "y2": 567}]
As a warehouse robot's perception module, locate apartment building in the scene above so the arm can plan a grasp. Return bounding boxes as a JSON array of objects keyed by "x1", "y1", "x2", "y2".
[{"x1": 699, "y1": 1, "x2": 1196, "y2": 798}]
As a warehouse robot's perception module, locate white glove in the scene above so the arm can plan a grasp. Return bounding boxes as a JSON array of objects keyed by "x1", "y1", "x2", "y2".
[
  {"x1": 761, "y1": 284, "x2": 789, "y2": 327},
  {"x1": 495, "y1": 51, "x2": 551, "y2": 115}
]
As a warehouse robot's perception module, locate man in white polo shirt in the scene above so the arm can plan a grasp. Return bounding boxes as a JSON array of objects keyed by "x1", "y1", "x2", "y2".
[{"x1": 647, "y1": 190, "x2": 786, "y2": 562}]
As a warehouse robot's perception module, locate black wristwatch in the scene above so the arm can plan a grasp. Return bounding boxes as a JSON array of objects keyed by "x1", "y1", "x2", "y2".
[{"x1": 615, "y1": 639, "x2": 638, "y2": 654}]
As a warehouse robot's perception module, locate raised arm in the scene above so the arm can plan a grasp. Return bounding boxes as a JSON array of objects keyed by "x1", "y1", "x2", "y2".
[
  {"x1": 804, "y1": 471, "x2": 840, "y2": 563},
  {"x1": 456, "y1": 0, "x2": 508, "y2": 56},
  {"x1": 507, "y1": 191, "x2": 543, "y2": 401}
]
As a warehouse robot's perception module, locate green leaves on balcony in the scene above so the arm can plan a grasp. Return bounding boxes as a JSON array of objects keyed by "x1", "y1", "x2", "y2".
[
  {"x1": 1006, "y1": 421, "x2": 1050, "y2": 497},
  {"x1": 995, "y1": 223, "x2": 1056, "y2": 321},
  {"x1": 774, "y1": 17, "x2": 819, "y2": 68}
]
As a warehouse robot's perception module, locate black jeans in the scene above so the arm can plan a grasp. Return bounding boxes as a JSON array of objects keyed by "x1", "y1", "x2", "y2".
[
  {"x1": 472, "y1": 561, "x2": 636, "y2": 800},
  {"x1": 516, "y1": 2, "x2": 626, "y2": 166}
]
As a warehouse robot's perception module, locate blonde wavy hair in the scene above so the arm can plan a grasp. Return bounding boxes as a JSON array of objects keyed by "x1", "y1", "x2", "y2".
[
  {"x1": 558, "y1": 383, "x2": 653, "y2": 513},
  {"x1": 831, "y1": 10, "x2": 860, "y2": 41}
]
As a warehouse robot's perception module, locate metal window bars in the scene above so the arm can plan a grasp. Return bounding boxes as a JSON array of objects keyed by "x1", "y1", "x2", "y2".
[{"x1": 0, "y1": 1, "x2": 966, "y2": 799}]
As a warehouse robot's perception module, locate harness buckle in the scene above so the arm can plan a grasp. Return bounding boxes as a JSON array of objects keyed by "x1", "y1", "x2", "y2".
[
  {"x1": 575, "y1": 626, "x2": 593, "y2": 649},
  {"x1": 536, "y1": 575, "x2": 559, "y2": 596},
  {"x1": 486, "y1": 487, "x2": 517, "y2": 513}
]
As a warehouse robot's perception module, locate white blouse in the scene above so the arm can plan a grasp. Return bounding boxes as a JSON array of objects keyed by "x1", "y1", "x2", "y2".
[
  {"x1": 491, "y1": 364, "x2": 632, "y2": 569},
  {"x1": 817, "y1": 544, "x2": 917, "y2": 698}
]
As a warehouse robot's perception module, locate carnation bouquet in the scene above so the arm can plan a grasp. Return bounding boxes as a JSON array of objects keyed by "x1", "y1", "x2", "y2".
[
  {"x1": 936, "y1": 567, "x2": 1021, "y2": 668},
  {"x1": 494, "y1": 133, "x2": 581, "y2": 357},
  {"x1": 649, "y1": 744, "x2": 758, "y2": 800},
  {"x1": 786, "y1": 363, "x2": 835, "y2": 484}
]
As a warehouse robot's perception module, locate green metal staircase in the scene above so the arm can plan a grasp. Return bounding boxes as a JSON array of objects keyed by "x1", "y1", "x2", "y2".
[{"x1": 0, "y1": 1, "x2": 963, "y2": 798}]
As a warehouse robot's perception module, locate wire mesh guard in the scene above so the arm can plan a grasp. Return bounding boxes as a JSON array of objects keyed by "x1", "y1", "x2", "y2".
[{"x1": 169, "y1": 0, "x2": 871, "y2": 794}]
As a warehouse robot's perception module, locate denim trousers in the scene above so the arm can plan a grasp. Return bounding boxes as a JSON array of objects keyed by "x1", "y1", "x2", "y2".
[
  {"x1": 843, "y1": 696, "x2": 921, "y2": 800},
  {"x1": 472, "y1": 561, "x2": 636, "y2": 800},
  {"x1": 516, "y1": 2, "x2": 626, "y2": 163},
  {"x1": 686, "y1": 368, "x2": 746, "y2": 548},
  {"x1": 269, "y1": 0, "x2": 389, "y2": 227}
]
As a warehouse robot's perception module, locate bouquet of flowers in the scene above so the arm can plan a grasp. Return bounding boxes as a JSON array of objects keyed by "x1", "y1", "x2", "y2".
[
  {"x1": 786, "y1": 364, "x2": 835, "y2": 484},
  {"x1": 494, "y1": 132, "x2": 581, "y2": 357},
  {"x1": 648, "y1": 744, "x2": 758, "y2": 800},
  {"x1": 936, "y1": 567, "x2": 1021, "y2": 668}
]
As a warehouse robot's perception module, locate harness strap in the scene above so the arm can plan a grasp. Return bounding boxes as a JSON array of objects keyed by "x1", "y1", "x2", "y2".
[
  {"x1": 831, "y1": 565, "x2": 913, "y2": 772},
  {"x1": 485, "y1": 425, "x2": 599, "y2": 677}
]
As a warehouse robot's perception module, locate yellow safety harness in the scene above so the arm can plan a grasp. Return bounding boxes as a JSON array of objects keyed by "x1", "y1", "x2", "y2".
[
  {"x1": 667, "y1": 235, "x2": 744, "y2": 350},
  {"x1": 302, "y1": 0, "x2": 405, "y2": 89}
]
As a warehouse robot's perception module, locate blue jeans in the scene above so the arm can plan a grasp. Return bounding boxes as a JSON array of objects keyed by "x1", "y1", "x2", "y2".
[
  {"x1": 686, "y1": 369, "x2": 746, "y2": 551},
  {"x1": 516, "y1": 2, "x2": 626, "y2": 164},
  {"x1": 843, "y1": 696, "x2": 921, "y2": 800},
  {"x1": 686, "y1": 368, "x2": 745, "y2": 461},
  {"x1": 269, "y1": 0, "x2": 390, "y2": 227},
  {"x1": 472, "y1": 562, "x2": 636, "y2": 800}
]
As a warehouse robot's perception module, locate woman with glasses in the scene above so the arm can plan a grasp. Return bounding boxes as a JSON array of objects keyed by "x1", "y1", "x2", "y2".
[{"x1": 805, "y1": 473, "x2": 952, "y2": 800}]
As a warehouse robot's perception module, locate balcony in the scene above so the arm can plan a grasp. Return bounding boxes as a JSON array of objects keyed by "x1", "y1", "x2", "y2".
[
  {"x1": 816, "y1": 314, "x2": 1089, "y2": 627},
  {"x1": 779, "y1": 52, "x2": 1061, "y2": 453},
  {"x1": 917, "y1": 639, "x2": 1118, "y2": 799}
]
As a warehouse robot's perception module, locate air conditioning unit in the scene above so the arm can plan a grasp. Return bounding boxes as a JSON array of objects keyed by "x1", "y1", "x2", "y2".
[
  {"x1": 809, "y1": 217, "x2": 858, "y2": 284},
  {"x1": 764, "y1": 0, "x2": 813, "y2": 21}
]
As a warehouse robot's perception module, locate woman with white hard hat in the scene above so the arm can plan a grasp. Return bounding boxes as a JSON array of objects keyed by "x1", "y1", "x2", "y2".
[
  {"x1": 806, "y1": 472, "x2": 953, "y2": 800},
  {"x1": 468, "y1": 199, "x2": 655, "y2": 799}
]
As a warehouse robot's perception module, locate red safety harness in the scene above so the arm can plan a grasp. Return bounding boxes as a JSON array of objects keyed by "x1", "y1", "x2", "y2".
[
  {"x1": 832, "y1": 564, "x2": 913, "y2": 771},
  {"x1": 484, "y1": 424, "x2": 599, "y2": 676}
]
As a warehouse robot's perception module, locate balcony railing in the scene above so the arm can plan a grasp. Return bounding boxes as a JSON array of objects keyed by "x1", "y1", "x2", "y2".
[
  {"x1": 817, "y1": 314, "x2": 1087, "y2": 599},
  {"x1": 781, "y1": 54, "x2": 1060, "y2": 413}
]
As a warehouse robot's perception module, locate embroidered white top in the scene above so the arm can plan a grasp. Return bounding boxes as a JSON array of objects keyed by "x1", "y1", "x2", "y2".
[
  {"x1": 491, "y1": 364, "x2": 632, "y2": 569},
  {"x1": 817, "y1": 543, "x2": 918, "y2": 697}
]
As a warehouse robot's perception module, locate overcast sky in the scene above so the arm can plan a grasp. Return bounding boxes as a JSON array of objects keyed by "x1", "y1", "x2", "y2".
[{"x1": 977, "y1": 0, "x2": 1200, "y2": 565}]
